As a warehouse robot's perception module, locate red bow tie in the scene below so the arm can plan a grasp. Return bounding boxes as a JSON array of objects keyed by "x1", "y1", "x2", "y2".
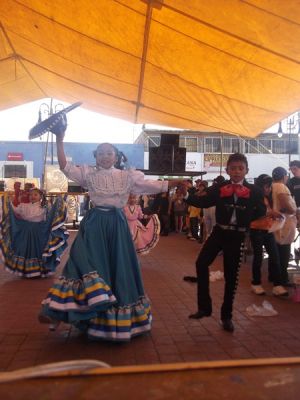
[{"x1": 220, "y1": 184, "x2": 250, "y2": 199}]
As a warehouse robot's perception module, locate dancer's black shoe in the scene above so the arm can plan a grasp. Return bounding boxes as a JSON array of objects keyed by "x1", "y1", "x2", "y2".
[
  {"x1": 220, "y1": 319, "x2": 234, "y2": 332},
  {"x1": 189, "y1": 310, "x2": 211, "y2": 319},
  {"x1": 183, "y1": 276, "x2": 197, "y2": 282}
]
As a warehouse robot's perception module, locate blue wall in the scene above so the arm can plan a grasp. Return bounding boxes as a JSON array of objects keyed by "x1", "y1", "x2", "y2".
[{"x1": 0, "y1": 141, "x2": 144, "y2": 180}]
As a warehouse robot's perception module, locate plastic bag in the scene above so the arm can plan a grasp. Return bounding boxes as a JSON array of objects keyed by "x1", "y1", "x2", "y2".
[
  {"x1": 274, "y1": 214, "x2": 297, "y2": 244},
  {"x1": 209, "y1": 270, "x2": 224, "y2": 282},
  {"x1": 246, "y1": 301, "x2": 278, "y2": 317},
  {"x1": 268, "y1": 215, "x2": 286, "y2": 233}
]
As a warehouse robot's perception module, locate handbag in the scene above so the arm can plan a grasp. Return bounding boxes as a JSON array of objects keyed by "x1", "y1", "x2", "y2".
[
  {"x1": 274, "y1": 214, "x2": 297, "y2": 245},
  {"x1": 250, "y1": 215, "x2": 285, "y2": 232},
  {"x1": 250, "y1": 216, "x2": 274, "y2": 231}
]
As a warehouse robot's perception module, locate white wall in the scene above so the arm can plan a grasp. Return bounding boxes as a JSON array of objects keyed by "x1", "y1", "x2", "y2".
[{"x1": 247, "y1": 154, "x2": 295, "y2": 179}]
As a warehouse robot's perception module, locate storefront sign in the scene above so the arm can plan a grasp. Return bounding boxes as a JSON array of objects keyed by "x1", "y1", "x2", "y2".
[
  {"x1": 204, "y1": 153, "x2": 229, "y2": 169},
  {"x1": 185, "y1": 152, "x2": 202, "y2": 171},
  {"x1": 7, "y1": 152, "x2": 24, "y2": 161}
]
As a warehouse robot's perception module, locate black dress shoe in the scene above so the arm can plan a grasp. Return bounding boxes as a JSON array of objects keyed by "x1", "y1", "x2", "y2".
[
  {"x1": 183, "y1": 276, "x2": 197, "y2": 282},
  {"x1": 189, "y1": 310, "x2": 211, "y2": 319},
  {"x1": 221, "y1": 319, "x2": 234, "y2": 332}
]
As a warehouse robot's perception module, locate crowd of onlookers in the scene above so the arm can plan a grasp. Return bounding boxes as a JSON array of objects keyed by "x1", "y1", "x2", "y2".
[{"x1": 138, "y1": 178, "x2": 214, "y2": 241}]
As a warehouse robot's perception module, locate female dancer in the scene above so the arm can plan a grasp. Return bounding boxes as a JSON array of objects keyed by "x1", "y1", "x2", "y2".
[
  {"x1": 39, "y1": 123, "x2": 176, "y2": 341},
  {"x1": 123, "y1": 193, "x2": 160, "y2": 255},
  {"x1": 0, "y1": 187, "x2": 68, "y2": 278}
]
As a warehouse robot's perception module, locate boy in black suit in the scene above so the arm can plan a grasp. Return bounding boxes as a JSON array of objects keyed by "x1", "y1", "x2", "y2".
[{"x1": 179, "y1": 153, "x2": 266, "y2": 332}]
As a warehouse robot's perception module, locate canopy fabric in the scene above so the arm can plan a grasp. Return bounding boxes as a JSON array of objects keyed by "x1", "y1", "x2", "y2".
[{"x1": 1, "y1": 0, "x2": 300, "y2": 138}]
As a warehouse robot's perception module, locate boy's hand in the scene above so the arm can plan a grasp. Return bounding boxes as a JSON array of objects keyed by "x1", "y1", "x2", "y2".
[
  {"x1": 176, "y1": 182, "x2": 188, "y2": 197},
  {"x1": 168, "y1": 179, "x2": 182, "y2": 188}
]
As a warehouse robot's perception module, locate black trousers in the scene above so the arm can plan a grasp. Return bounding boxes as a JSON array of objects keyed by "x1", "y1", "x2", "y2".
[
  {"x1": 276, "y1": 243, "x2": 291, "y2": 284},
  {"x1": 250, "y1": 229, "x2": 282, "y2": 286},
  {"x1": 195, "y1": 225, "x2": 245, "y2": 320},
  {"x1": 189, "y1": 217, "x2": 199, "y2": 239},
  {"x1": 159, "y1": 213, "x2": 170, "y2": 235}
]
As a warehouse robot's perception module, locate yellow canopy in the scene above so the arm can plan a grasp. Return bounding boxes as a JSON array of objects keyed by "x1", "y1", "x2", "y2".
[{"x1": 1, "y1": 0, "x2": 300, "y2": 137}]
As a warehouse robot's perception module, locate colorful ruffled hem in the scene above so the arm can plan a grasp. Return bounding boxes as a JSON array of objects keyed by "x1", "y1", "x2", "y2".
[
  {"x1": 42, "y1": 271, "x2": 117, "y2": 311},
  {"x1": 0, "y1": 195, "x2": 69, "y2": 278},
  {"x1": 4, "y1": 257, "x2": 53, "y2": 278},
  {"x1": 41, "y1": 271, "x2": 152, "y2": 341},
  {"x1": 87, "y1": 298, "x2": 152, "y2": 341}
]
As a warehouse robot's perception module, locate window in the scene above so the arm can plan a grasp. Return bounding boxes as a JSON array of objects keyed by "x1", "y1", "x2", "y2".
[
  {"x1": 288, "y1": 138, "x2": 299, "y2": 154},
  {"x1": 179, "y1": 137, "x2": 185, "y2": 147},
  {"x1": 197, "y1": 137, "x2": 204, "y2": 152},
  {"x1": 258, "y1": 139, "x2": 272, "y2": 153},
  {"x1": 232, "y1": 138, "x2": 240, "y2": 153},
  {"x1": 223, "y1": 138, "x2": 240, "y2": 153},
  {"x1": 272, "y1": 139, "x2": 285, "y2": 154},
  {"x1": 245, "y1": 139, "x2": 259, "y2": 153},
  {"x1": 4, "y1": 164, "x2": 27, "y2": 178},
  {"x1": 148, "y1": 136, "x2": 160, "y2": 149},
  {"x1": 223, "y1": 138, "x2": 231, "y2": 153},
  {"x1": 185, "y1": 137, "x2": 197, "y2": 152},
  {"x1": 181, "y1": 136, "x2": 204, "y2": 152},
  {"x1": 205, "y1": 137, "x2": 221, "y2": 153}
]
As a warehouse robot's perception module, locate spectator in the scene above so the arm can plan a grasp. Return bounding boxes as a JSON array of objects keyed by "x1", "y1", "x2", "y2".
[
  {"x1": 249, "y1": 174, "x2": 288, "y2": 296},
  {"x1": 288, "y1": 160, "x2": 300, "y2": 207},
  {"x1": 272, "y1": 167, "x2": 297, "y2": 286}
]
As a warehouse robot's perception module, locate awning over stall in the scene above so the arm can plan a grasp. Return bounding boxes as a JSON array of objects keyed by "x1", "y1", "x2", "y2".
[{"x1": 1, "y1": 0, "x2": 300, "y2": 137}]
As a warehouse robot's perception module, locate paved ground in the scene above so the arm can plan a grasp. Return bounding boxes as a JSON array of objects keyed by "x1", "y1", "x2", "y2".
[{"x1": 0, "y1": 231, "x2": 300, "y2": 371}]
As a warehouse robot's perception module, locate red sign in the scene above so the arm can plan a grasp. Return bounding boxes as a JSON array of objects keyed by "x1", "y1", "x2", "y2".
[{"x1": 7, "y1": 152, "x2": 24, "y2": 161}]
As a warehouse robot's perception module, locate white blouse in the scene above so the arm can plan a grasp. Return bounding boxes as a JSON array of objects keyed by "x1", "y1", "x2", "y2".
[
  {"x1": 62, "y1": 162, "x2": 168, "y2": 208},
  {"x1": 272, "y1": 182, "x2": 292, "y2": 212},
  {"x1": 12, "y1": 202, "x2": 46, "y2": 222}
]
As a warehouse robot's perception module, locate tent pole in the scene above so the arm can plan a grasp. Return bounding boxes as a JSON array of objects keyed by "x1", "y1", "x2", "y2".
[{"x1": 220, "y1": 133, "x2": 223, "y2": 176}]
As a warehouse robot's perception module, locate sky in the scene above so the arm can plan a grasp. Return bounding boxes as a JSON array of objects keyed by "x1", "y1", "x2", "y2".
[
  {"x1": 0, "y1": 98, "x2": 146, "y2": 144},
  {"x1": 0, "y1": 98, "x2": 298, "y2": 143}
]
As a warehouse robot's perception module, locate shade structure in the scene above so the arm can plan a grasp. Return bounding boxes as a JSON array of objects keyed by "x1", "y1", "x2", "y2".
[{"x1": 1, "y1": 0, "x2": 300, "y2": 138}]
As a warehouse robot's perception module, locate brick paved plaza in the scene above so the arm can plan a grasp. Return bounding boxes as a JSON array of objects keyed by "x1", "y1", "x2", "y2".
[{"x1": 0, "y1": 231, "x2": 299, "y2": 371}]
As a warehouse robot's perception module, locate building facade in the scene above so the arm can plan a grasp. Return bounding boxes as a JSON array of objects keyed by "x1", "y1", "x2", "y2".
[
  {"x1": 0, "y1": 141, "x2": 144, "y2": 190},
  {"x1": 135, "y1": 128, "x2": 300, "y2": 182},
  {"x1": 1, "y1": 130, "x2": 299, "y2": 190}
]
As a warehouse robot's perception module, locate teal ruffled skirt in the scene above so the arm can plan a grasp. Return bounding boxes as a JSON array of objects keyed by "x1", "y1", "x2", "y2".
[
  {"x1": 40, "y1": 207, "x2": 152, "y2": 342},
  {"x1": 0, "y1": 196, "x2": 69, "y2": 278}
]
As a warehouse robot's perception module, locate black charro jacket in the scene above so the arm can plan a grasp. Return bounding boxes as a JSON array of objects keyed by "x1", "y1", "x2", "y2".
[{"x1": 186, "y1": 180, "x2": 266, "y2": 229}]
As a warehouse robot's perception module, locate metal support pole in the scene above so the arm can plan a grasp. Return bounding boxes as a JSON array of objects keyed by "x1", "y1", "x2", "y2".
[
  {"x1": 37, "y1": 99, "x2": 63, "y2": 189},
  {"x1": 49, "y1": 98, "x2": 54, "y2": 165},
  {"x1": 288, "y1": 117, "x2": 292, "y2": 166},
  {"x1": 220, "y1": 133, "x2": 223, "y2": 176}
]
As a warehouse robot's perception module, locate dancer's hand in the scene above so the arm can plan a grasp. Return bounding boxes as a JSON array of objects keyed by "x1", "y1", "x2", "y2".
[{"x1": 52, "y1": 114, "x2": 67, "y2": 141}]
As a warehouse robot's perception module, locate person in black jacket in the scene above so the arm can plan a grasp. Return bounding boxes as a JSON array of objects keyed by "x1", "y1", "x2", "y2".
[
  {"x1": 288, "y1": 160, "x2": 300, "y2": 207},
  {"x1": 178, "y1": 153, "x2": 266, "y2": 332}
]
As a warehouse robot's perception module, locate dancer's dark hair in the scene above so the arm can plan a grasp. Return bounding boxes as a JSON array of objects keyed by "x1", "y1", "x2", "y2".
[{"x1": 93, "y1": 143, "x2": 128, "y2": 170}]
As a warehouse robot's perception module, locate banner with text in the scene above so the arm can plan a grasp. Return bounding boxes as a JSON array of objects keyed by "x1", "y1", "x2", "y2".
[{"x1": 204, "y1": 154, "x2": 229, "y2": 172}]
